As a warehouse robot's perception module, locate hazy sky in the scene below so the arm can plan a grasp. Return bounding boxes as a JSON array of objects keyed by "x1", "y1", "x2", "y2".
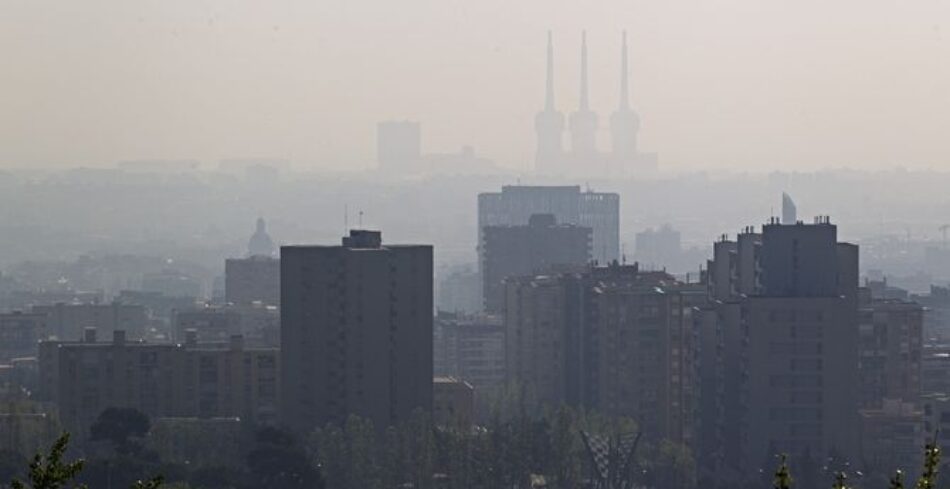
[{"x1": 3, "y1": 0, "x2": 950, "y2": 172}]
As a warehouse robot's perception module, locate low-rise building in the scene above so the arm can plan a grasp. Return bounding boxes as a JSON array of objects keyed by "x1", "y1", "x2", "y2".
[{"x1": 41, "y1": 329, "x2": 279, "y2": 433}]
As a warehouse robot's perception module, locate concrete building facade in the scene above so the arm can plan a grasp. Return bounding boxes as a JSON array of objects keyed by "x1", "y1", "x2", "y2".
[
  {"x1": 481, "y1": 213, "x2": 591, "y2": 313},
  {"x1": 280, "y1": 230, "x2": 433, "y2": 432}
]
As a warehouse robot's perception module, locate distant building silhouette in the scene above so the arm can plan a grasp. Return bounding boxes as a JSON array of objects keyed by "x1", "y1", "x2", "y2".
[
  {"x1": 279, "y1": 230, "x2": 433, "y2": 432},
  {"x1": 478, "y1": 185, "x2": 619, "y2": 266},
  {"x1": 225, "y1": 255, "x2": 279, "y2": 307},
  {"x1": 535, "y1": 31, "x2": 658, "y2": 176},
  {"x1": 377, "y1": 121, "x2": 497, "y2": 174},
  {"x1": 534, "y1": 31, "x2": 566, "y2": 174},
  {"x1": 248, "y1": 217, "x2": 276, "y2": 257},
  {"x1": 782, "y1": 192, "x2": 798, "y2": 224}
]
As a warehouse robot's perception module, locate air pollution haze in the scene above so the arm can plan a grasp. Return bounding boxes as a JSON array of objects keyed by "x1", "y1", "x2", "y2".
[
  {"x1": 3, "y1": 0, "x2": 950, "y2": 171},
  {"x1": 5, "y1": 3, "x2": 950, "y2": 489}
]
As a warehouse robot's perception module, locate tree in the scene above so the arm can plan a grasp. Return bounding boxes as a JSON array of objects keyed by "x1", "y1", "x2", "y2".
[
  {"x1": 773, "y1": 454, "x2": 792, "y2": 489},
  {"x1": 10, "y1": 432, "x2": 85, "y2": 489},
  {"x1": 90, "y1": 408, "x2": 151, "y2": 455},
  {"x1": 246, "y1": 426, "x2": 322, "y2": 489},
  {"x1": 915, "y1": 437, "x2": 941, "y2": 489}
]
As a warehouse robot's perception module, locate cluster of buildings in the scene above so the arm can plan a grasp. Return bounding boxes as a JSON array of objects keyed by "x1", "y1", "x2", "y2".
[{"x1": 1, "y1": 180, "x2": 949, "y2": 485}]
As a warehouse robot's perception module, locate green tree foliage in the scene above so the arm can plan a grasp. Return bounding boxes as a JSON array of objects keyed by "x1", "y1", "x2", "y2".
[
  {"x1": 890, "y1": 470, "x2": 905, "y2": 489},
  {"x1": 90, "y1": 408, "x2": 151, "y2": 455},
  {"x1": 246, "y1": 426, "x2": 322, "y2": 489},
  {"x1": 915, "y1": 437, "x2": 940, "y2": 489},
  {"x1": 773, "y1": 454, "x2": 792, "y2": 489},
  {"x1": 10, "y1": 433, "x2": 85, "y2": 489}
]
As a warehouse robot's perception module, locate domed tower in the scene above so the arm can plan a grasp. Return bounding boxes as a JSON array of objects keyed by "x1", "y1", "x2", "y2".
[
  {"x1": 535, "y1": 31, "x2": 565, "y2": 172},
  {"x1": 247, "y1": 217, "x2": 276, "y2": 257}
]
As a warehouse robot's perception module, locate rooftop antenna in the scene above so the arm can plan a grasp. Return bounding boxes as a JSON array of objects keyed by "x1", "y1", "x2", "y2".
[
  {"x1": 344, "y1": 204, "x2": 349, "y2": 233},
  {"x1": 359, "y1": 210, "x2": 364, "y2": 228}
]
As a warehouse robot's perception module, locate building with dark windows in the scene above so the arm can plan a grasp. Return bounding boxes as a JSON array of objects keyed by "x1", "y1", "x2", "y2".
[
  {"x1": 225, "y1": 255, "x2": 279, "y2": 306},
  {"x1": 504, "y1": 263, "x2": 703, "y2": 445},
  {"x1": 478, "y1": 185, "x2": 619, "y2": 269},
  {"x1": 32, "y1": 302, "x2": 147, "y2": 341},
  {"x1": 0, "y1": 312, "x2": 47, "y2": 362},
  {"x1": 41, "y1": 330, "x2": 278, "y2": 433},
  {"x1": 702, "y1": 216, "x2": 860, "y2": 475},
  {"x1": 279, "y1": 230, "x2": 433, "y2": 432},
  {"x1": 481, "y1": 214, "x2": 591, "y2": 313}
]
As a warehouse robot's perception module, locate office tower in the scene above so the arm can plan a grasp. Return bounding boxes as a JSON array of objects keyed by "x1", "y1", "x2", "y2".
[
  {"x1": 704, "y1": 217, "x2": 860, "y2": 472},
  {"x1": 377, "y1": 121, "x2": 422, "y2": 171},
  {"x1": 225, "y1": 255, "x2": 280, "y2": 306},
  {"x1": 478, "y1": 185, "x2": 619, "y2": 268},
  {"x1": 535, "y1": 31, "x2": 566, "y2": 173},
  {"x1": 280, "y1": 230, "x2": 433, "y2": 432},
  {"x1": 248, "y1": 217, "x2": 277, "y2": 258},
  {"x1": 782, "y1": 193, "x2": 798, "y2": 225},
  {"x1": 504, "y1": 263, "x2": 701, "y2": 445},
  {"x1": 569, "y1": 32, "x2": 598, "y2": 158},
  {"x1": 481, "y1": 214, "x2": 591, "y2": 313},
  {"x1": 32, "y1": 303, "x2": 147, "y2": 341}
]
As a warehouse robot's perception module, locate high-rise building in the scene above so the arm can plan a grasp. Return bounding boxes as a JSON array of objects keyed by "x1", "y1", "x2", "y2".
[
  {"x1": 225, "y1": 255, "x2": 279, "y2": 306},
  {"x1": 433, "y1": 312, "x2": 506, "y2": 404},
  {"x1": 279, "y1": 230, "x2": 433, "y2": 432},
  {"x1": 477, "y1": 185, "x2": 619, "y2": 267},
  {"x1": 481, "y1": 214, "x2": 591, "y2": 313},
  {"x1": 504, "y1": 263, "x2": 702, "y2": 445},
  {"x1": 634, "y1": 224, "x2": 682, "y2": 270},
  {"x1": 857, "y1": 298, "x2": 923, "y2": 408},
  {"x1": 703, "y1": 217, "x2": 860, "y2": 472}
]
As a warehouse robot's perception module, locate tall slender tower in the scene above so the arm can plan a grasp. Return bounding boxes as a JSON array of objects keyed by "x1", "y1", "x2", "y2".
[
  {"x1": 535, "y1": 31, "x2": 565, "y2": 172},
  {"x1": 569, "y1": 31, "x2": 598, "y2": 158},
  {"x1": 610, "y1": 31, "x2": 641, "y2": 163}
]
